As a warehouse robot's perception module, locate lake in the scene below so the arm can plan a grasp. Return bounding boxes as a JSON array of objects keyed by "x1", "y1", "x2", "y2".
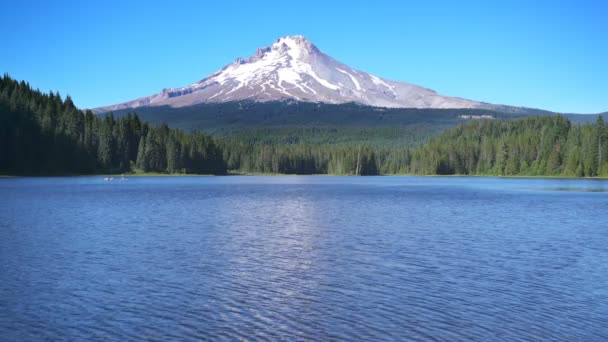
[{"x1": 1, "y1": 176, "x2": 607, "y2": 340}]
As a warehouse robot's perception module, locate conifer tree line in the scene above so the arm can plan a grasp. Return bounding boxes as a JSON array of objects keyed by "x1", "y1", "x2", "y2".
[
  {"x1": 0, "y1": 74, "x2": 226, "y2": 175},
  {"x1": 404, "y1": 115, "x2": 608, "y2": 176},
  {"x1": 2, "y1": 74, "x2": 607, "y2": 177},
  {"x1": 220, "y1": 115, "x2": 607, "y2": 176},
  {"x1": 219, "y1": 141, "x2": 379, "y2": 175}
]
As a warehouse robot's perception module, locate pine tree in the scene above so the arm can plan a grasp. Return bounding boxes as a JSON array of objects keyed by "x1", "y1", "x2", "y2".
[
  {"x1": 97, "y1": 115, "x2": 116, "y2": 169},
  {"x1": 166, "y1": 137, "x2": 181, "y2": 173},
  {"x1": 135, "y1": 134, "x2": 146, "y2": 171},
  {"x1": 597, "y1": 116, "x2": 606, "y2": 175}
]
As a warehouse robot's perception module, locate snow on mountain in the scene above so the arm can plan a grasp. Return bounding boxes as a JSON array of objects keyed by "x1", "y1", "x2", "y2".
[{"x1": 94, "y1": 35, "x2": 482, "y2": 113}]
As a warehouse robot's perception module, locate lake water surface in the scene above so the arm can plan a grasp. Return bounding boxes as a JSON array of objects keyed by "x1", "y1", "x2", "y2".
[{"x1": 1, "y1": 176, "x2": 607, "y2": 340}]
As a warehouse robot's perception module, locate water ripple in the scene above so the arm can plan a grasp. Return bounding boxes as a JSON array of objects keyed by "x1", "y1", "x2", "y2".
[{"x1": 1, "y1": 176, "x2": 607, "y2": 340}]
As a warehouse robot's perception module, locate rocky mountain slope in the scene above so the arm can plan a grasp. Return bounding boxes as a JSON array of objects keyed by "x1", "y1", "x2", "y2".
[{"x1": 94, "y1": 35, "x2": 486, "y2": 113}]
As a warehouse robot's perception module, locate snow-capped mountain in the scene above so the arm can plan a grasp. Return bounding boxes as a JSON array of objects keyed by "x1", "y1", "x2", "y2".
[{"x1": 94, "y1": 35, "x2": 484, "y2": 113}]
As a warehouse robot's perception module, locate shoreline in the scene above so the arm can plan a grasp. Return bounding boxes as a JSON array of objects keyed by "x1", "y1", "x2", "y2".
[{"x1": 2, "y1": 173, "x2": 608, "y2": 180}]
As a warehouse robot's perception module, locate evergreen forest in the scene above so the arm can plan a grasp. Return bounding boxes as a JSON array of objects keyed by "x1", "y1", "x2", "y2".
[
  {"x1": 1, "y1": 75, "x2": 607, "y2": 177},
  {"x1": 0, "y1": 75, "x2": 226, "y2": 175}
]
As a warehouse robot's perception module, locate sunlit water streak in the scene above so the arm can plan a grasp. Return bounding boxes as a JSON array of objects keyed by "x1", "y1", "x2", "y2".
[{"x1": 0, "y1": 176, "x2": 607, "y2": 340}]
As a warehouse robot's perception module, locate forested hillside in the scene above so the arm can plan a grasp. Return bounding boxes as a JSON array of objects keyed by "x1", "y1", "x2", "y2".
[
  {"x1": 217, "y1": 126, "x2": 436, "y2": 175},
  {"x1": 0, "y1": 75, "x2": 226, "y2": 175},
  {"x1": 1, "y1": 75, "x2": 606, "y2": 177},
  {"x1": 216, "y1": 116, "x2": 607, "y2": 176},
  {"x1": 102, "y1": 100, "x2": 540, "y2": 133},
  {"x1": 407, "y1": 116, "x2": 608, "y2": 176}
]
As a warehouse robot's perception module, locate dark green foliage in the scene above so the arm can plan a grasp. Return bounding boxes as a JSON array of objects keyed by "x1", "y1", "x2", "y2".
[
  {"x1": 103, "y1": 100, "x2": 546, "y2": 133},
  {"x1": 406, "y1": 116, "x2": 608, "y2": 177},
  {"x1": 2, "y1": 74, "x2": 606, "y2": 177},
  {"x1": 102, "y1": 96, "x2": 606, "y2": 134},
  {"x1": 0, "y1": 74, "x2": 226, "y2": 175},
  {"x1": 216, "y1": 125, "x2": 436, "y2": 175},
  {"x1": 216, "y1": 116, "x2": 608, "y2": 176}
]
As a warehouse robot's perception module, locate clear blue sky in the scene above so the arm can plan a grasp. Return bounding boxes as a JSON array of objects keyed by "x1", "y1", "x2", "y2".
[{"x1": 1, "y1": 0, "x2": 606, "y2": 113}]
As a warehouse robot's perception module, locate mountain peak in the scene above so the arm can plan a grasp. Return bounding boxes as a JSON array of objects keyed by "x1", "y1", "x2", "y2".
[
  {"x1": 274, "y1": 35, "x2": 309, "y2": 44},
  {"x1": 94, "y1": 36, "x2": 484, "y2": 112},
  {"x1": 235, "y1": 35, "x2": 317, "y2": 65},
  {"x1": 272, "y1": 35, "x2": 318, "y2": 54}
]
